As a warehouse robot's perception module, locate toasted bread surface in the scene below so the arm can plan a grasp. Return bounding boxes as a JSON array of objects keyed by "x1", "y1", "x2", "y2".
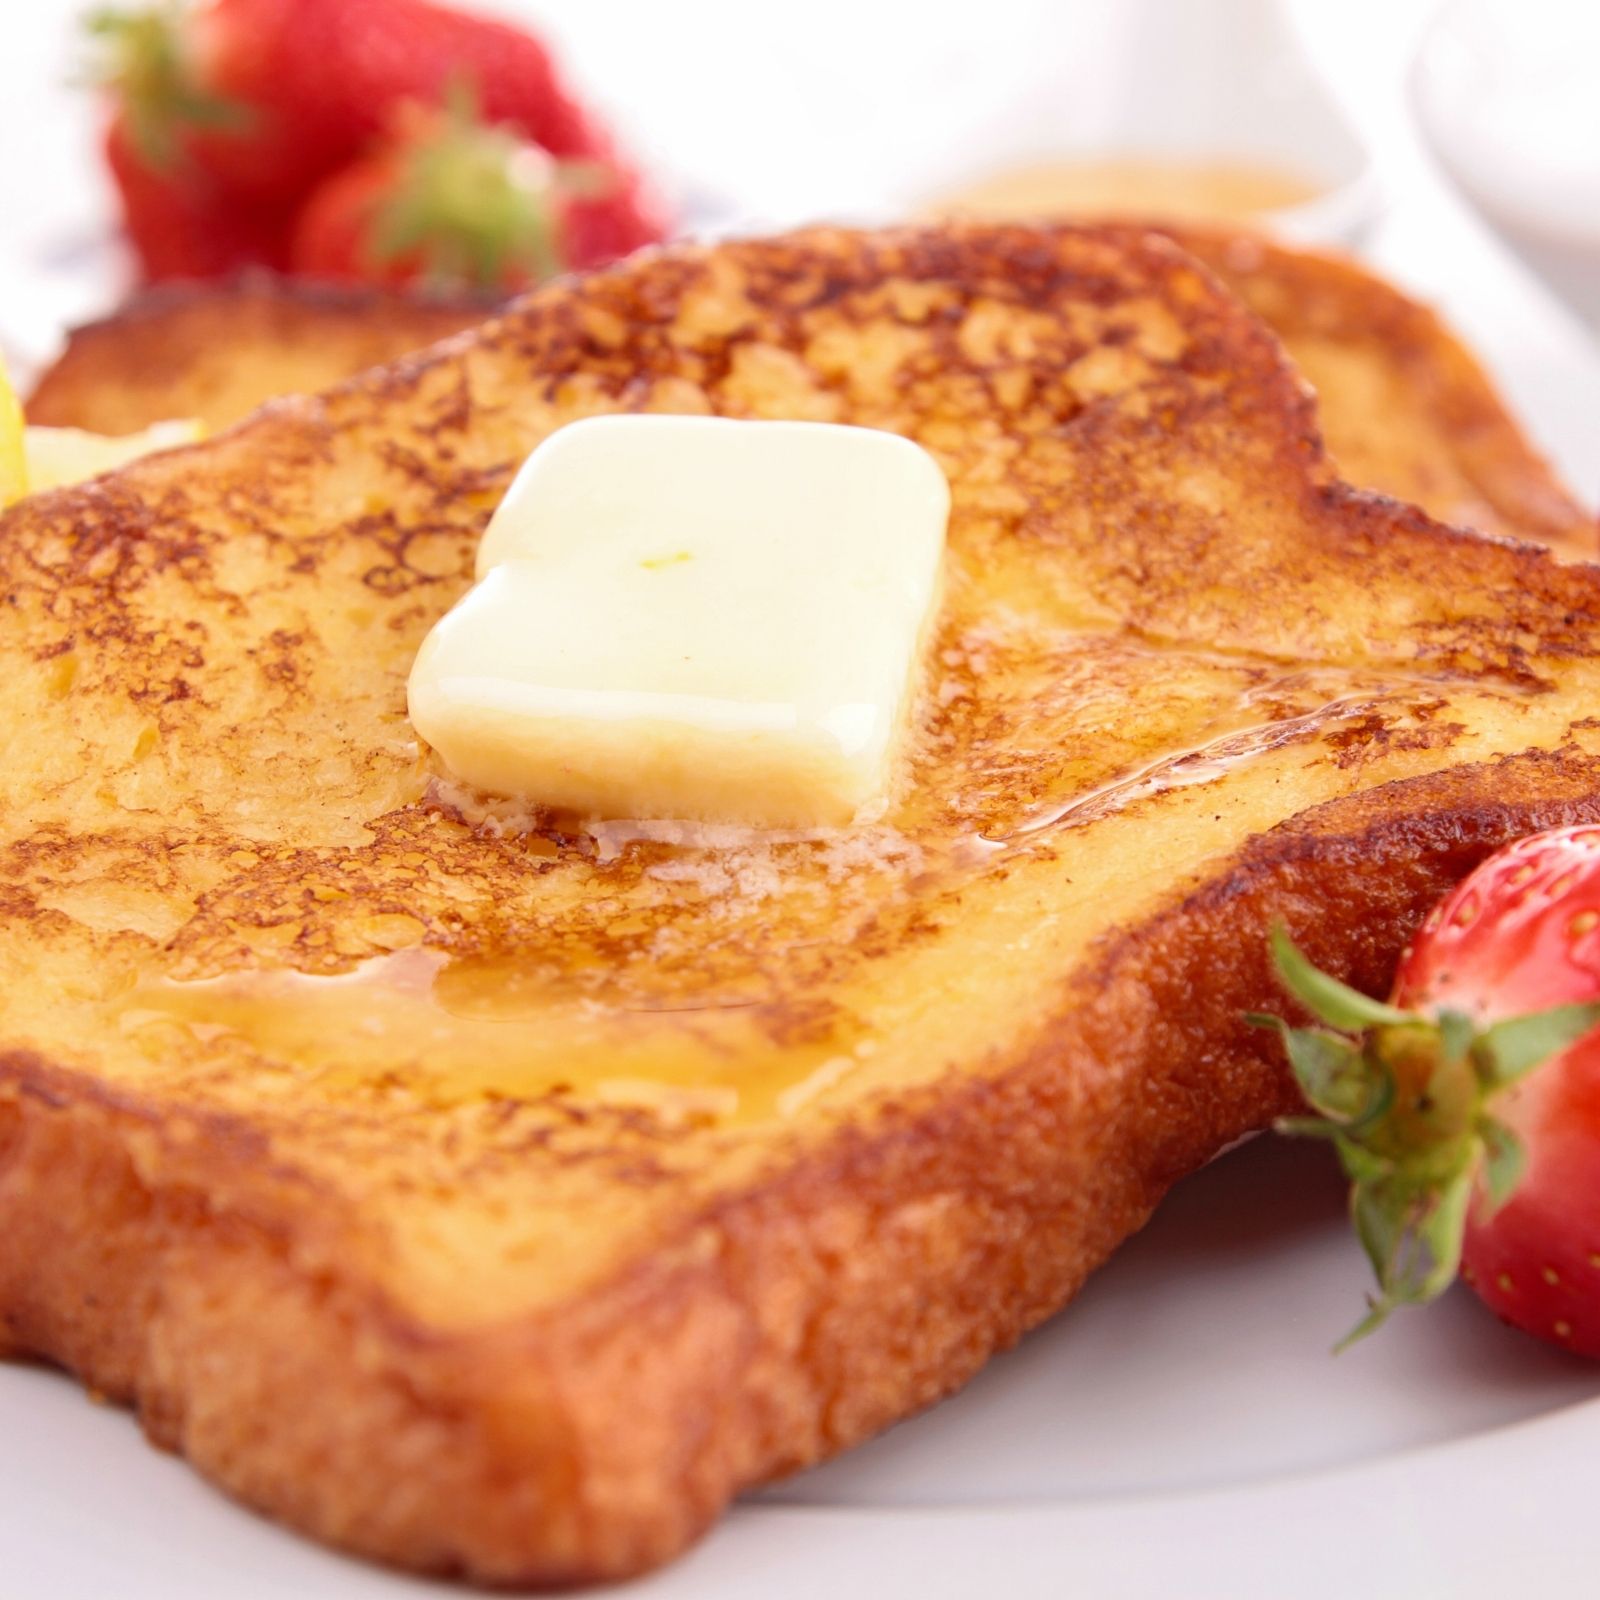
[
  {"x1": 6, "y1": 225, "x2": 1600, "y2": 1584},
  {"x1": 25, "y1": 241, "x2": 1592, "y2": 560},
  {"x1": 1161, "y1": 225, "x2": 1595, "y2": 555},
  {"x1": 24, "y1": 276, "x2": 488, "y2": 436}
]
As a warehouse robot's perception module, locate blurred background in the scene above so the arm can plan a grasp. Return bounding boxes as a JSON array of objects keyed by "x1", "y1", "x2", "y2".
[{"x1": 2, "y1": 0, "x2": 1596, "y2": 487}]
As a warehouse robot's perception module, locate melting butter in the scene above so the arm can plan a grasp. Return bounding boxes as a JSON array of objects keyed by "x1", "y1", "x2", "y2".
[{"x1": 407, "y1": 415, "x2": 950, "y2": 828}]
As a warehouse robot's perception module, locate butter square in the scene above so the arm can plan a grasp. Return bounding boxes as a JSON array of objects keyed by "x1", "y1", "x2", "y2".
[{"x1": 407, "y1": 416, "x2": 949, "y2": 826}]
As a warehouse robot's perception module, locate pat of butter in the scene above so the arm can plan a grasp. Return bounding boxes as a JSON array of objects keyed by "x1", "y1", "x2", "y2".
[{"x1": 408, "y1": 415, "x2": 949, "y2": 826}]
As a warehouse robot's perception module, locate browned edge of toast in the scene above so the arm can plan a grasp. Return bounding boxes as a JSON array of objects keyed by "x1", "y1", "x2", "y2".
[
  {"x1": 5, "y1": 747, "x2": 1600, "y2": 1583},
  {"x1": 1154, "y1": 222, "x2": 1596, "y2": 555},
  {"x1": 24, "y1": 273, "x2": 496, "y2": 436}
]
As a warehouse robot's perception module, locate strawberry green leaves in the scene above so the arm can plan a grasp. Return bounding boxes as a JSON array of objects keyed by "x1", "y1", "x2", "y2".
[
  {"x1": 1477, "y1": 1004, "x2": 1600, "y2": 1087},
  {"x1": 1262, "y1": 924, "x2": 1413, "y2": 1032},
  {"x1": 1247, "y1": 1017, "x2": 1391, "y2": 1133},
  {"x1": 1339, "y1": 1163, "x2": 1475, "y2": 1349},
  {"x1": 1251, "y1": 923, "x2": 1600, "y2": 1346},
  {"x1": 368, "y1": 82, "x2": 557, "y2": 288},
  {"x1": 85, "y1": 5, "x2": 252, "y2": 172}
]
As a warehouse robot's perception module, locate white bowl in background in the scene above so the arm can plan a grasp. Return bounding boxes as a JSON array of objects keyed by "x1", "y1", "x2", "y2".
[
  {"x1": 682, "y1": 0, "x2": 1379, "y2": 251},
  {"x1": 897, "y1": 0, "x2": 1379, "y2": 247},
  {"x1": 1413, "y1": 0, "x2": 1600, "y2": 334}
]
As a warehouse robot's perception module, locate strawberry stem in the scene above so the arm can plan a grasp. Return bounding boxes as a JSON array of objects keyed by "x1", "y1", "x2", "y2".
[
  {"x1": 84, "y1": 3, "x2": 251, "y2": 171},
  {"x1": 368, "y1": 81, "x2": 603, "y2": 290},
  {"x1": 1250, "y1": 923, "x2": 1600, "y2": 1346},
  {"x1": 1266, "y1": 924, "x2": 1414, "y2": 1031}
]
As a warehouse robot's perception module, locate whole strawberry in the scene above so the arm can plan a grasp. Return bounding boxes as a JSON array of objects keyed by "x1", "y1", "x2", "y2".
[
  {"x1": 88, "y1": 0, "x2": 661, "y2": 283},
  {"x1": 89, "y1": 1, "x2": 345, "y2": 205},
  {"x1": 290, "y1": 91, "x2": 666, "y2": 291},
  {"x1": 202, "y1": 0, "x2": 616, "y2": 168},
  {"x1": 103, "y1": 106, "x2": 296, "y2": 279},
  {"x1": 93, "y1": 0, "x2": 616, "y2": 207},
  {"x1": 1256, "y1": 826, "x2": 1600, "y2": 1353}
]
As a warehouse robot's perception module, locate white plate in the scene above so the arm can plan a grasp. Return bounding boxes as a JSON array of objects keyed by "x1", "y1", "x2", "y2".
[{"x1": 7, "y1": 1137, "x2": 1599, "y2": 1599}]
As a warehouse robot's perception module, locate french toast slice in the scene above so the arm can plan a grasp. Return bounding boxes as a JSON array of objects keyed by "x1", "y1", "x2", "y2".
[
  {"x1": 23, "y1": 275, "x2": 488, "y2": 435},
  {"x1": 1159, "y1": 224, "x2": 1596, "y2": 555},
  {"x1": 6, "y1": 224, "x2": 1600, "y2": 1586},
  {"x1": 25, "y1": 238, "x2": 1591, "y2": 557}
]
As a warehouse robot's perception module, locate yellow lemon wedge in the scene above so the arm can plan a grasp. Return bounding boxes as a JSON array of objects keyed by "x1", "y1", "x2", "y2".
[
  {"x1": 0, "y1": 356, "x2": 26, "y2": 509},
  {"x1": 24, "y1": 419, "x2": 205, "y2": 495},
  {"x1": 0, "y1": 353, "x2": 204, "y2": 509}
]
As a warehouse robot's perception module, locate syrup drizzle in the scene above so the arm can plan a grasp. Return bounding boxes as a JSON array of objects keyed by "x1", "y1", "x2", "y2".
[{"x1": 120, "y1": 670, "x2": 1500, "y2": 1123}]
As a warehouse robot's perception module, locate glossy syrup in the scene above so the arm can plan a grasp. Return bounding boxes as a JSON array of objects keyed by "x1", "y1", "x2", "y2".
[
  {"x1": 122, "y1": 946, "x2": 870, "y2": 1125},
  {"x1": 119, "y1": 674, "x2": 1480, "y2": 1122}
]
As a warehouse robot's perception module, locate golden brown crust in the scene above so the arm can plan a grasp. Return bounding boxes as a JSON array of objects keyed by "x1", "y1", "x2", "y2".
[
  {"x1": 9, "y1": 750, "x2": 1600, "y2": 1582},
  {"x1": 24, "y1": 241, "x2": 1590, "y2": 560},
  {"x1": 7, "y1": 223, "x2": 1600, "y2": 1583},
  {"x1": 1157, "y1": 224, "x2": 1595, "y2": 555},
  {"x1": 24, "y1": 274, "x2": 490, "y2": 435}
]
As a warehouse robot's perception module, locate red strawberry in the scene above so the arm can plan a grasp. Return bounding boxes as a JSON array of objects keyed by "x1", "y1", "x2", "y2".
[
  {"x1": 198, "y1": 0, "x2": 614, "y2": 167},
  {"x1": 289, "y1": 92, "x2": 665, "y2": 291},
  {"x1": 104, "y1": 107, "x2": 294, "y2": 280},
  {"x1": 92, "y1": 0, "x2": 619, "y2": 206},
  {"x1": 1255, "y1": 826, "x2": 1600, "y2": 1353},
  {"x1": 89, "y1": 2, "x2": 341, "y2": 203},
  {"x1": 90, "y1": 1, "x2": 662, "y2": 282},
  {"x1": 559, "y1": 171, "x2": 670, "y2": 273}
]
